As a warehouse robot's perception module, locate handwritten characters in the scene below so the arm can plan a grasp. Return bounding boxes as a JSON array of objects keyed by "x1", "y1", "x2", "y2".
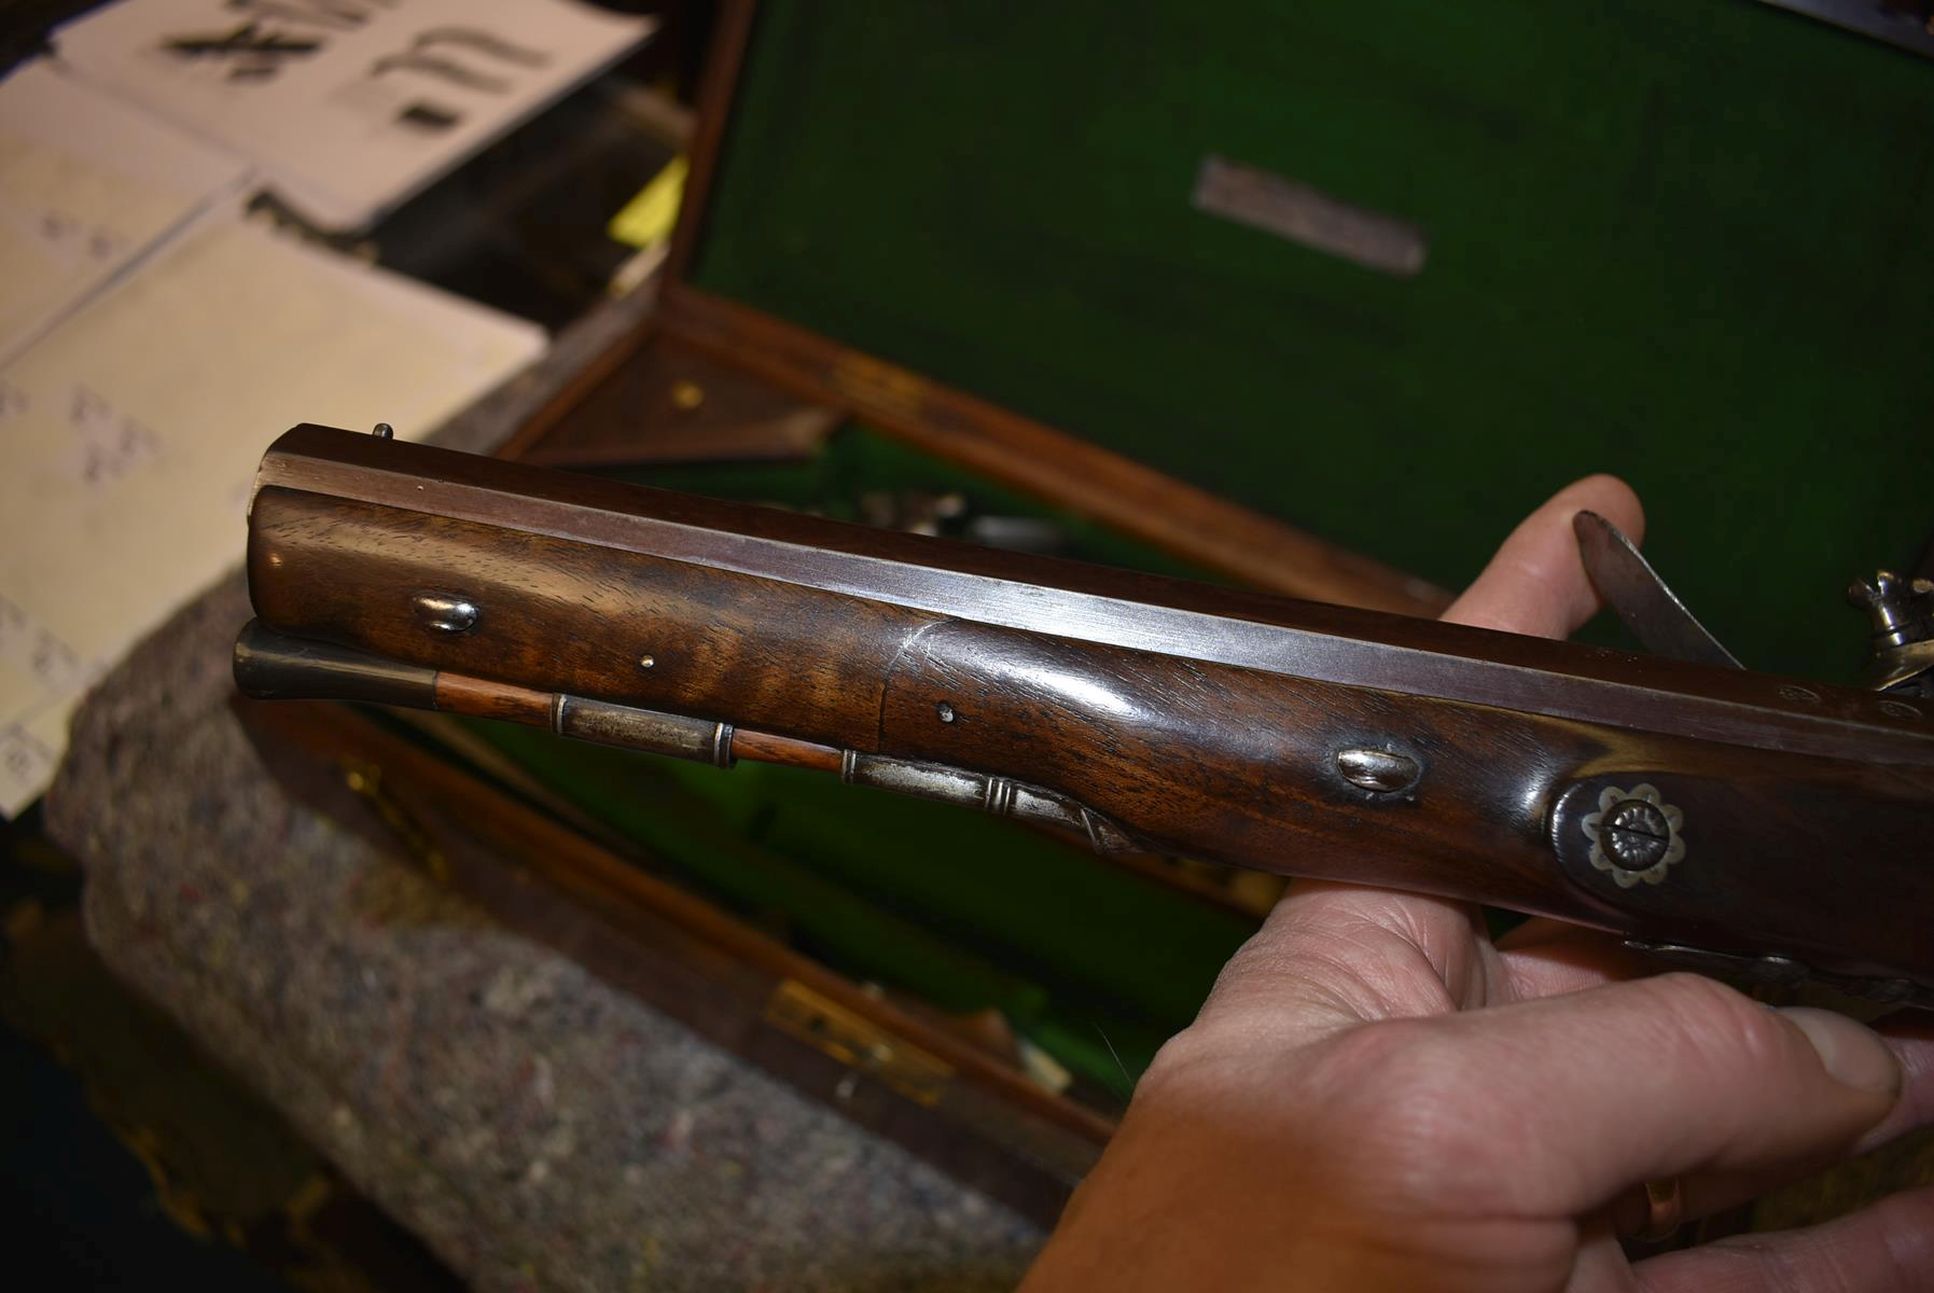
[
  {"x1": 163, "y1": 0, "x2": 399, "y2": 82},
  {"x1": 68, "y1": 385, "x2": 161, "y2": 489},
  {"x1": 0, "y1": 595, "x2": 84, "y2": 693},
  {"x1": 0, "y1": 724, "x2": 56, "y2": 808}
]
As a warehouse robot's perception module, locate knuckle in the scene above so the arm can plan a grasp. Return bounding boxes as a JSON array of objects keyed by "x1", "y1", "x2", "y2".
[
  {"x1": 1136, "y1": 1024, "x2": 1223, "y2": 1091},
  {"x1": 1309, "y1": 1018, "x2": 1434, "y2": 1102},
  {"x1": 1636, "y1": 972, "x2": 1790, "y2": 1073}
]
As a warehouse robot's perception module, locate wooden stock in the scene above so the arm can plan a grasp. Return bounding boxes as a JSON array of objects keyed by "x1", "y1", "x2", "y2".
[{"x1": 240, "y1": 427, "x2": 1934, "y2": 998}]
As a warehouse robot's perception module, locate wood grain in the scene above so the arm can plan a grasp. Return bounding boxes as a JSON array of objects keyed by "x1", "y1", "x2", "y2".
[
  {"x1": 246, "y1": 480, "x2": 1934, "y2": 990},
  {"x1": 433, "y1": 673, "x2": 550, "y2": 724},
  {"x1": 870, "y1": 618, "x2": 1934, "y2": 983},
  {"x1": 249, "y1": 485, "x2": 944, "y2": 751}
]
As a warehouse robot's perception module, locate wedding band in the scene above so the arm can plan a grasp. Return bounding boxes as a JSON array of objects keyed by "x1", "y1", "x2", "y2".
[{"x1": 1635, "y1": 1176, "x2": 1685, "y2": 1242}]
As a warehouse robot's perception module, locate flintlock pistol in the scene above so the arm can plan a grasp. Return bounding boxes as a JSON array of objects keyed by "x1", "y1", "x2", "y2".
[{"x1": 234, "y1": 424, "x2": 1934, "y2": 1007}]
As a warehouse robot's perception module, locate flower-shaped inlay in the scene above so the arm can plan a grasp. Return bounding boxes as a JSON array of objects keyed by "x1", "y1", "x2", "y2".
[{"x1": 1580, "y1": 783, "x2": 1684, "y2": 888}]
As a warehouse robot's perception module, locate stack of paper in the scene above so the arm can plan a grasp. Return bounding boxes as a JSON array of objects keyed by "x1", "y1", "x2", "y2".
[
  {"x1": 0, "y1": 0, "x2": 654, "y2": 815},
  {"x1": 0, "y1": 201, "x2": 544, "y2": 819},
  {"x1": 0, "y1": 60, "x2": 249, "y2": 365},
  {"x1": 55, "y1": 0, "x2": 654, "y2": 232}
]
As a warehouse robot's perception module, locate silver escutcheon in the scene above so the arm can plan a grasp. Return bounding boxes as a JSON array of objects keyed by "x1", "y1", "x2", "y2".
[
  {"x1": 413, "y1": 592, "x2": 480, "y2": 634},
  {"x1": 1581, "y1": 783, "x2": 1685, "y2": 888},
  {"x1": 1334, "y1": 747, "x2": 1420, "y2": 794}
]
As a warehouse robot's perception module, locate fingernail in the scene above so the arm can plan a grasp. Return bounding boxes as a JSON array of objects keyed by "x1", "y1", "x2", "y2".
[{"x1": 1782, "y1": 1007, "x2": 1901, "y2": 1096}]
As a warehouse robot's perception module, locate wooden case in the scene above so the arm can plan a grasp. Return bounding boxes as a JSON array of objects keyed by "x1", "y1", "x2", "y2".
[{"x1": 247, "y1": 0, "x2": 1934, "y2": 1226}]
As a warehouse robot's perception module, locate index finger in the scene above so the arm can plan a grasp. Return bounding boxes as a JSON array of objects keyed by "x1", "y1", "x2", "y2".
[{"x1": 1443, "y1": 473, "x2": 1643, "y2": 637}]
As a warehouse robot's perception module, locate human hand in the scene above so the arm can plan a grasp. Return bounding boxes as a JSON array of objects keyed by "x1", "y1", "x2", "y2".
[{"x1": 1021, "y1": 477, "x2": 1934, "y2": 1291}]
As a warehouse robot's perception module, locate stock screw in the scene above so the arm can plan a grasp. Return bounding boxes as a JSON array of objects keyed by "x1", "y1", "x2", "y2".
[{"x1": 1601, "y1": 799, "x2": 1672, "y2": 871}]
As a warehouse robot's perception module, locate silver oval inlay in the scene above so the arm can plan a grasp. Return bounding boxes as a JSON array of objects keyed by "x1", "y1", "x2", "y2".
[
  {"x1": 1335, "y1": 747, "x2": 1420, "y2": 794},
  {"x1": 413, "y1": 592, "x2": 479, "y2": 634}
]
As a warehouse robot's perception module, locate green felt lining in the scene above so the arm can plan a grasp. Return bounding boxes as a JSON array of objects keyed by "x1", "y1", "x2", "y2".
[{"x1": 692, "y1": 0, "x2": 1934, "y2": 680}]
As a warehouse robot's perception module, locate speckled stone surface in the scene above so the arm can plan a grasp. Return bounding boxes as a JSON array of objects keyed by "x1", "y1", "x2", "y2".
[{"x1": 41, "y1": 295, "x2": 1044, "y2": 1292}]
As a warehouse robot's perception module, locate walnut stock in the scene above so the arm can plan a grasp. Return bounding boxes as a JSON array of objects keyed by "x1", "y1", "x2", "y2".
[{"x1": 240, "y1": 425, "x2": 1934, "y2": 1004}]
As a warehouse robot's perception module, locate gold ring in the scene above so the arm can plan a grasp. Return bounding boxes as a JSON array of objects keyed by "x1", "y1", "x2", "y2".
[{"x1": 1635, "y1": 1176, "x2": 1685, "y2": 1242}]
